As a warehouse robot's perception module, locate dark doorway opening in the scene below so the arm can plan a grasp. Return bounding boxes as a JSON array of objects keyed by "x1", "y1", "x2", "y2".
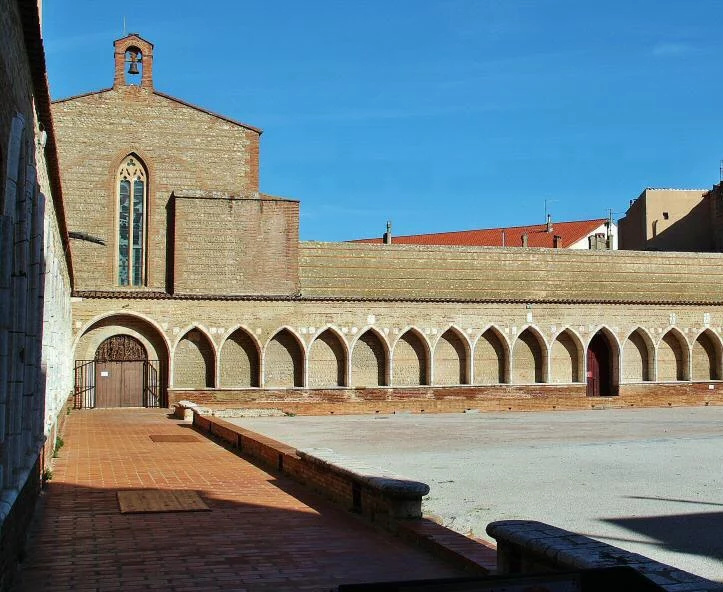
[{"x1": 587, "y1": 333, "x2": 614, "y2": 397}]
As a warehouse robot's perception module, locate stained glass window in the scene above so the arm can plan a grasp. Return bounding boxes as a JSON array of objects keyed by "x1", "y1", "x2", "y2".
[{"x1": 117, "y1": 155, "x2": 146, "y2": 286}]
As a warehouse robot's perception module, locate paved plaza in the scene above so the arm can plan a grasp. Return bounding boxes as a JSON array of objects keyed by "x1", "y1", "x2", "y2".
[
  {"x1": 15, "y1": 409, "x2": 467, "y2": 592},
  {"x1": 235, "y1": 406, "x2": 723, "y2": 582}
]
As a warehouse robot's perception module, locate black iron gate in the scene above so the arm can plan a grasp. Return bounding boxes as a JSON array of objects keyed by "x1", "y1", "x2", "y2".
[{"x1": 74, "y1": 359, "x2": 161, "y2": 409}]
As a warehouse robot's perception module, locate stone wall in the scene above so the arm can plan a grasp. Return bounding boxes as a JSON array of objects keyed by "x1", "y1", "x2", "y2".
[
  {"x1": 52, "y1": 86, "x2": 262, "y2": 292},
  {"x1": 300, "y1": 241, "x2": 723, "y2": 302},
  {"x1": 71, "y1": 296, "x2": 723, "y2": 405},
  {"x1": 0, "y1": 1, "x2": 73, "y2": 589}
]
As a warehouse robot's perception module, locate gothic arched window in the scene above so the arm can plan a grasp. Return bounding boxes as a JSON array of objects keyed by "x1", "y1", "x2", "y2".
[{"x1": 117, "y1": 154, "x2": 146, "y2": 286}]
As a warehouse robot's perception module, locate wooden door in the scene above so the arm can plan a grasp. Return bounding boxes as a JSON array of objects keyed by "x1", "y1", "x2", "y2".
[
  {"x1": 95, "y1": 361, "x2": 145, "y2": 407},
  {"x1": 96, "y1": 361, "x2": 122, "y2": 407}
]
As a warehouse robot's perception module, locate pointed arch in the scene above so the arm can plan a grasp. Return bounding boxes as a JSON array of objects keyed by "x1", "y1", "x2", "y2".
[
  {"x1": 174, "y1": 327, "x2": 215, "y2": 388},
  {"x1": 658, "y1": 328, "x2": 689, "y2": 381},
  {"x1": 551, "y1": 328, "x2": 584, "y2": 383},
  {"x1": 219, "y1": 326, "x2": 260, "y2": 388},
  {"x1": 308, "y1": 328, "x2": 347, "y2": 388},
  {"x1": 587, "y1": 327, "x2": 620, "y2": 396},
  {"x1": 621, "y1": 328, "x2": 654, "y2": 382},
  {"x1": 351, "y1": 328, "x2": 389, "y2": 387},
  {"x1": 392, "y1": 328, "x2": 430, "y2": 386},
  {"x1": 691, "y1": 329, "x2": 722, "y2": 381},
  {"x1": 512, "y1": 326, "x2": 547, "y2": 383},
  {"x1": 115, "y1": 153, "x2": 148, "y2": 287},
  {"x1": 433, "y1": 326, "x2": 470, "y2": 385},
  {"x1": 474, "y1": 326, "x2": 508, "y2": 384},
  {"x1": 264, "y1": 328, "x2": 304, "y2": 388}
]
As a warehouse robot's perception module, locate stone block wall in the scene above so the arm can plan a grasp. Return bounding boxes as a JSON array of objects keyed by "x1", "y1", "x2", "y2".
[
  {"x1": 299, "y1": 242, "x2": 723, "y2": 302},
  {"x1": 0, "y1": 1, "x2": 74, "y2": 589}
]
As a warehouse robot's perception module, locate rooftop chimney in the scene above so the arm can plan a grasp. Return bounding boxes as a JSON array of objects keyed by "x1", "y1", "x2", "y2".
[
  {"x1": 521, "y1": 233, "x2": 528, "y2": 247},
  {"x1": 383, "y1": 220, "x2": 392, "y2": 245},
  {"x1": 546, "y1": 214, "x2": 553, "y2": 233},
  {"x1": 553, "y1": 235, "x2": 562, "y2": 248}
]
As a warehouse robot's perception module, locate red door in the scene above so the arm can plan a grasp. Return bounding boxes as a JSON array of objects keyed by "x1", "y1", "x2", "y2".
[{"x1": 587, "y1": 334, "x2": 611, "y2": 397}]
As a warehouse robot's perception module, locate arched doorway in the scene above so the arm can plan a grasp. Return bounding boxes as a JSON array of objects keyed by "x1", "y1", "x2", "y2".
[
  {"x1": 91, "y1": 335, "x2": 160, "y2": 407},
  {"x1": 74, "y1": 314, "x2": 168, "y2": 409},
  {"x1": 587, "y1": 333, "x2": 613, "y2": 396}
]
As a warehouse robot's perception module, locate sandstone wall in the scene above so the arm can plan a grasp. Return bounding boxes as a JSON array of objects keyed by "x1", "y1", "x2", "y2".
[{"x1": 299, "y1": 241, "x2": 723, "y2": 303}]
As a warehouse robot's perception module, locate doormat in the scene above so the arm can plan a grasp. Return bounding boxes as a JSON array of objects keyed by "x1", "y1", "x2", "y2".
[
  {"x1": 149, "y1": 434, "x2": 200, "y2": 443},
  {"x1": 117, "y1": 490, "x2": 210, "y2": 513}
]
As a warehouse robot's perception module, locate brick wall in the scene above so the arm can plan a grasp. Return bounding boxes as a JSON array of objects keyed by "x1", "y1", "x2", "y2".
[
  {"x1": 172, "y1": 194, "x2": 299, "y2": 295},
  {"x1": 264, "y1": 329, "x2": 303, "y2": 388},
  {"x1": 393, "y1": 331, "x2": 428, "y2": 386},
  {"x1": 170, "y1": 383, "x2": 723, "y2": 415},
  {"x1": 511, "y1": 330, "x2": 544, "y2": 383},
  {"x1": 308, "y1": 330, "x2": 345, "y2": 388},
  {"x1": 550, "y1": 331, "x2": 579, "y2": 383}
]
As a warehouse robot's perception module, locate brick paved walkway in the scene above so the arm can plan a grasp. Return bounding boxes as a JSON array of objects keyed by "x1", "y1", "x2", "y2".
[{"x1": 15, "y1": 409, "x2": 467, "y2": 591}]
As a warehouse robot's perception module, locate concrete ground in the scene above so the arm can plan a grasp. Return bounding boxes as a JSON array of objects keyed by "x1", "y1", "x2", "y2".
[
  {"x1": 234, "y1": 406, "x2": 723, "y2": 582},
  {"x1": 15, "y1": 409, "x2": 468, "y2": 592}
]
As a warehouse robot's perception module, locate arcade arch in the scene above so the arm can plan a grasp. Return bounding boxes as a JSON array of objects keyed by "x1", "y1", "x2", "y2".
[
  {"x1": 351, "y1": 329, "x2": 388, "y2": 387},
  {"x1": 474, "y1": 327, "x2": 507, "y2": 384},
  {"x1": 393, "y1": 329, "x2": 429, "y2": 386},
  {"x1": 264, "y1": 329, "x2": 304, "y2": 388},
  {"x1": 174, "y1": 328, "x2": 215, "y2": 388},
  {"x1": 434, "y1": 328, "x2": 469, "y2": 385},
  {"x1": 512, "y1": 327, "x2": 545, "y2": 384},
  {"x1": 308, "y1": 329, "x2": 347, "y2": 388},
  {"x1": 219, "y1": 327, "x2": 260, "y2": 388}
]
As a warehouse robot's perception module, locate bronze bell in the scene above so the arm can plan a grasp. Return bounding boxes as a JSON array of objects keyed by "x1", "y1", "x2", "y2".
[{"x1": 127, "y1": 52, "x2": 140, "y2": 75}]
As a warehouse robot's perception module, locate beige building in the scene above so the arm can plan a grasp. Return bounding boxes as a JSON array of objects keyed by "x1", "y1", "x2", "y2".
[
  {"x1": 618, "y1": 187, "x2": 716, "y2": 251},
  {"x1": 51, "y1": 34, "x2": 723, "y2": 417}
]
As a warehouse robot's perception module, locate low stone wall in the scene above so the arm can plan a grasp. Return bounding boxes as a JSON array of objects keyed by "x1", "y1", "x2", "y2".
[
  {"x1": 487, "y1": 520, "x2": 722, "y2": 592},
  {"x1": 192, "y1": 412, "x2": 428, "y2": 525},
  {"x1": 169, "y1": 382, "x2": 723, "y2": 415},
  {"x1": 188, "y1": 409, "x2": 497, "y2": 573}
]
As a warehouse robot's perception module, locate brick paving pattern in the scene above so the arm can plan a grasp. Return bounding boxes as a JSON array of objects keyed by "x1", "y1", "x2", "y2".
[{"x1": 15, "y1": 409, "x2": 466, "y2": 591}]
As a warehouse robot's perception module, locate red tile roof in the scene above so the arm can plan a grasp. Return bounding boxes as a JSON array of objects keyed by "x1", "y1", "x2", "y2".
[{"x1": 351, "y1": 219, "x2": 609, "y2": 248}]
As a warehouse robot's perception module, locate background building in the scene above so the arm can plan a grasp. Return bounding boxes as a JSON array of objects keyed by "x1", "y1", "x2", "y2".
[
  {"x1": 618, "y1": 186, "x2": 723, "y2": 252},
  {"x1": 353, "y1": 217, "x2": 617, "y2": 249}
]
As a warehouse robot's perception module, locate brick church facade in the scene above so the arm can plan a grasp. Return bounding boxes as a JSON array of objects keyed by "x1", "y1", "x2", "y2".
[{"x1": 55, "y1": 34, "x2": 723, "y2": 413}]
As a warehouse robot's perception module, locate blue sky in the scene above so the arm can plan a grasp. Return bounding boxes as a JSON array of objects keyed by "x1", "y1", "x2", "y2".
[{"x1": 43, "y1": 1, "x2": 723, "y2": 241}]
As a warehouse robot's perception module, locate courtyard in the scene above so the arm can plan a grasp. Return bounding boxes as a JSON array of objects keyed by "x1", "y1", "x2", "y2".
[{"x1": 233, "y1": 406, "x2": 723, "y2": 582}]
